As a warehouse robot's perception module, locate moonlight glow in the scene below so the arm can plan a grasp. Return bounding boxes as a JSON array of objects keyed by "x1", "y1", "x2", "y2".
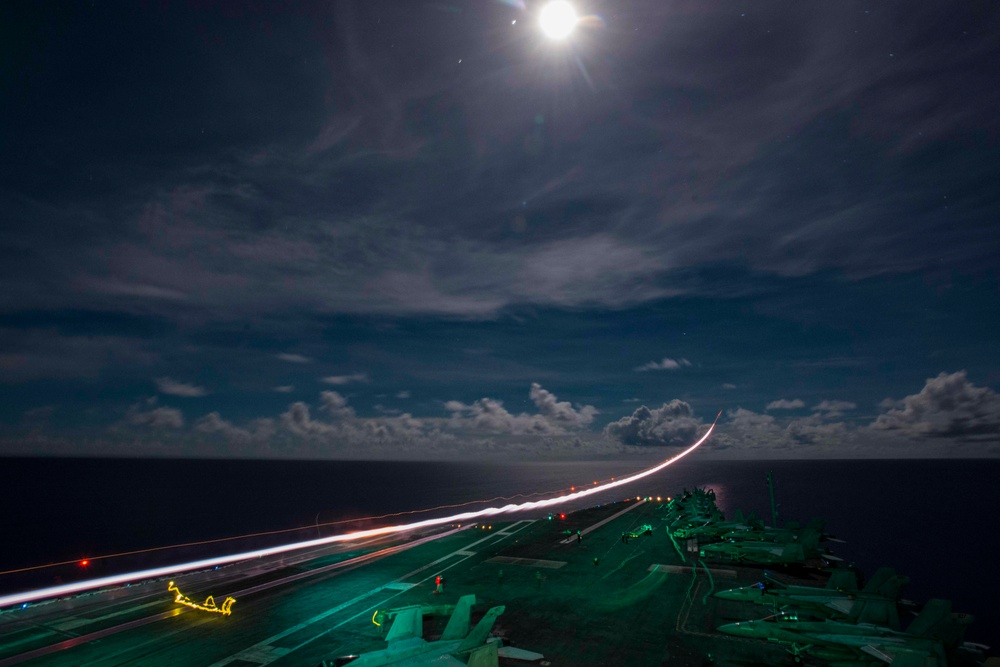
[{"x1": 539, "y1": 1, "x2": 578, "y2": 40}]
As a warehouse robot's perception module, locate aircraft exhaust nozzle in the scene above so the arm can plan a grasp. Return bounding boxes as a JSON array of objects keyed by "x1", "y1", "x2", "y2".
[
  {"x1": 714, "y1": 586, "x2": 762, "y2": 602},
  {"x1": 716, "y1": 622, "x2": 756, "y2": 638}
]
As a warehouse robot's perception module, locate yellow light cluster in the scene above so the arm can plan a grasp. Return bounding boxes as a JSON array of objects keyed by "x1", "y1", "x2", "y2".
[{"x1": 168, "y1": 581, "x2": 236, "y2": 616}]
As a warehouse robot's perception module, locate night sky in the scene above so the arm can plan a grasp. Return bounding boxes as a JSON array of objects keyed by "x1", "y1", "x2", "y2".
[{"x1": 2, "y1": 1, "x2": 999, "y2": 460}]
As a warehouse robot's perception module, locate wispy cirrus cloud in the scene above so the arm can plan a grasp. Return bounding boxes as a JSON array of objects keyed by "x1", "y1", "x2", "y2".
[
  {"x1": 813, "y1": 400, "x2": 857, "y2": 415},
  {"x1": 276, "y1": 353, "x2": 313, "y2": 364},
  {"x1": 155, "y1": 377, "x2": 208, "y2": 397},
  {"x1": 766, "y1": 399, "x2": 805, "y2": 410},
  {"x1": 634, "y1": 358, "x2": 691, "y2": 372},
  {"x1": 321, "y1": 373, "x2": 370, "y2": 385}
]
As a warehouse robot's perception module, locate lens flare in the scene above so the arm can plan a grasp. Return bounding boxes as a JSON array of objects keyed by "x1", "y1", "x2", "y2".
[
  {"x1": 0, "y1": 416, "x2": 718, "y2": 609},
  {"x1": 539, "y1": 1, "x2": 577, "y2": 40}
]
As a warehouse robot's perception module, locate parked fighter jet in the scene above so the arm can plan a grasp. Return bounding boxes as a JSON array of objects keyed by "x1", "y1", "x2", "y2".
[
  {"x1": 718, "y1": 598, "x2": 979, "y2": 667},
  {"x1": 661, "y1": 487, "x2": 725, "y2": 533},
  {"x1": 715, "y1": 567, "x2": 909, "y2": 628},
  {"x1": 671, "y1": 509, "x2": 764, "y2": 540},
  {"x1": 700, "y1": 529, "x2": 840, "y2": 565},
  {"x1": 324, "y1": 594, "x2": 542, "y2": 667},
  {"x1": 720, "y1": 517, "x2": 841, "y2": 545}
]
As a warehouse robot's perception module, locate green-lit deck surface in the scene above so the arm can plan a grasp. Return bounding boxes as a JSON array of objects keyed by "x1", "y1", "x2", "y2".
[{"x1": 0, "y1": 498, "x2": 811, "y2": 666}]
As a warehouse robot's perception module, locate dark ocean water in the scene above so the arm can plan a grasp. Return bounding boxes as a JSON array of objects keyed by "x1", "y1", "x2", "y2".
[{"x1": 1, "y1": 457, "x2": 997, "y2": 645}]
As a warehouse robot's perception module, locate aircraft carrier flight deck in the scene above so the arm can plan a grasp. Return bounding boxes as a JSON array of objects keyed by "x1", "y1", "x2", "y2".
[{"x1": 0, "y1": 490, "x2": 989, "y2": 667}]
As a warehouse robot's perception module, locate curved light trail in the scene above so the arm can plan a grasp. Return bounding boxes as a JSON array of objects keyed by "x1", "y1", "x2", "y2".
[
  {"x1": 0, "y1": 488, "x2": 580, "y2": 577},
  {"x1": 0, "y1": 414, "x2": 719, "y2": 609}
]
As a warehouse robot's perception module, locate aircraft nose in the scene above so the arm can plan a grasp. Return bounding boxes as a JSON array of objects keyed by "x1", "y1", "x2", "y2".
[
  {"x1": 717, "y1": 622, "x2": 755, "y2": 638},
  {"x1": 714, "y1": 588, "x2": 742, "y2": 601}
]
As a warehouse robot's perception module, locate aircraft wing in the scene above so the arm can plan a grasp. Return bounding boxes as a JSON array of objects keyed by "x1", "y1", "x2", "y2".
[
  {"x1": 391, "y1": 653, "x2": 467, "y2": 666},
  {"x1": 755, "y1": 545, "x2": 785, "y2": 556},
  {"x1": 497, "y1": 646, "x2": 544, "y2": 661},
  {"x1": 823, "y1": 598, "x2": 855, "y2": 615},
  {"x1": 890, "y1": 655, "x2": 942, "y2": 667},
  {"x1": 859, "y1": 644, "x2": 943, "y2": 667}
]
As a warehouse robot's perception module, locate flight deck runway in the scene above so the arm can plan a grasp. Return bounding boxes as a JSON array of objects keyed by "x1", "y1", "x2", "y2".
[
  {"x1": 0, "y1": 519, "x2": 537, "y2": 666},
  {"x1": 0, "y1": 498, "x2": 791, "y2": 666}
]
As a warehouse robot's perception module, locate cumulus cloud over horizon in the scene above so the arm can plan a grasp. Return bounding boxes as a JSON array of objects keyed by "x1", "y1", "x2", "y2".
[
  {"x1": 445, "y1": 383, "x2": 598, "y2": 435},
  {"x1": 111, "y1": 372, "x2": 1000, "y2": 459},
  {"x1": 129, "y1": 405, "x2": 184, "y2": 429},
  {"x1": 712, "y1": 406, "x2": 853, "y2": 454},
  {"x1": 194, "y1": 411, "x2": 276, "y2": 443},
  {"x1": 144, "y1": 383, "x2": 604, "y2": 458},
  {"x1": 320, "y1": 390, "x2": 356, "y2": 420},
  {"x1": 529, "y1": 383, "x2": 598, "y2": 427},
  {"x1": 605, "y1": 400, "x2": 703, "y2": 447},
  {"x1": 873, "y1": 371, "x2": 1000, "y2": 439}
]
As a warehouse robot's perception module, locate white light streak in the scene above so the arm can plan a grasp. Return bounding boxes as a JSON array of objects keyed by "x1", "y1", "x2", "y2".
[{"x1": 0, "y1": 417, "x2": 718, "y2": 608}]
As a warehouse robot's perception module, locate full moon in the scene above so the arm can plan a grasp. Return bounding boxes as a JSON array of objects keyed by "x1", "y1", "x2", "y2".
[{"x1": 539, "y1": 1, "x2": 578, "y2": 40}]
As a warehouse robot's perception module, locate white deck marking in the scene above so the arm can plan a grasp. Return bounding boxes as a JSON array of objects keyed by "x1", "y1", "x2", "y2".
[
  {"x1": 485, "y1": 556, "x2": 566, "y2": 569},
  {"x1": 51, "y1": 598, "x2": 165, "y2": 632},
  {"x1": 383, "y1": 583, "x2": 415, "y2": 591}
]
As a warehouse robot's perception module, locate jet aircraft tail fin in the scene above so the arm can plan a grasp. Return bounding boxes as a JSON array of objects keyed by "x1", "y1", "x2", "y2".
[
  {"x1": 825, "y1": 568, "x2": 859, "y2": 592},
  {"x1": 799, "y1": 530, "x2": 821, "y2": 550},
  {"x1": 861, "y1": 567, "x2": 893, "y2": 594},
  {"x1": 849, "y1": 597, "x2": 900, "y2": 630},
  {"x1": 907, "y1": 599, "x2": 974, "y2": 647},
  {"x1": 385, "y1": 606, "x2": 423, "y2": 643},
  {"x1": 805, "y1": 517, "x2": 826, "y2": 533},
  {"x1": 441, "y1": 594, "x2": 476, "y2": 641},
  {"x1": 456, "y1": 606, "x2": 505, "y2": 653},
  {"x1": 862, "y1": 567, "x2": 909, "y2": 600}
]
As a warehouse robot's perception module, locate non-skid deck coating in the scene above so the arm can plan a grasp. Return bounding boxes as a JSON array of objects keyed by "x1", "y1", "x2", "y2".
[{"x1": 0, "y1": 496, "x2": 831, "y2": 666}]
